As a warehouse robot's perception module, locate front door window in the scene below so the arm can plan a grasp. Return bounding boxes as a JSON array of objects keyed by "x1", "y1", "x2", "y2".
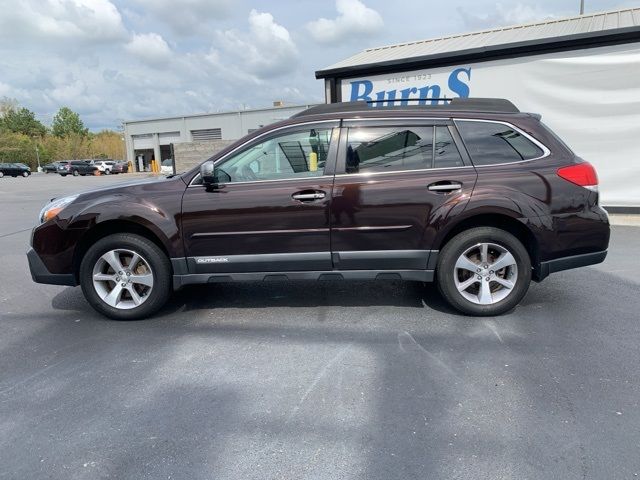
[{"x1": 216, "y1": 128, "x2": 333, "y2": 183}]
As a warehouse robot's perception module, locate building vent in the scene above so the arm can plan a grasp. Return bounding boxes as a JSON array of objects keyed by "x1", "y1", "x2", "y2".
[{"x1": 191, "y1": 128, "x2": 222, "y2": 141}]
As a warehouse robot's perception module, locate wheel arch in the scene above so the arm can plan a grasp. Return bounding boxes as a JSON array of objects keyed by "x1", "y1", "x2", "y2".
[
  {"x1": 73, "y1": 219, "x2": 172, "y2": 280},
  {"x1": 434, "y1": 212, "x2": 540, "y2": 271}
]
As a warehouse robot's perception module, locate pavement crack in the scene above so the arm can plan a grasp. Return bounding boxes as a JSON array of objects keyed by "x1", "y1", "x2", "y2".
[{"x1": 0, "y1": 227, "x2": 32, "y2": 239}]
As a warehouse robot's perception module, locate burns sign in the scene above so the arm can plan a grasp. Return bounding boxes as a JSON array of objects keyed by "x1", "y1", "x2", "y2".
[{"x1": 343, "y1": 67, "x2": 472, "y2": 105}]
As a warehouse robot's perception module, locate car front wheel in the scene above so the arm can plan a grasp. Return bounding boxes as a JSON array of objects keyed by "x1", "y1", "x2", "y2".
[
  {"x1": 22, "y1": 171, "x2": 29, "y2": 177},
  {"x1": 79, "y1": 233, "x2": 172, "y2": 320},
  {"x1": 72, "y1": 170, "x2": 79, "y2": 176},
  {"x1": 436, "y1": 227, "x2": 531, "y2": 316}
]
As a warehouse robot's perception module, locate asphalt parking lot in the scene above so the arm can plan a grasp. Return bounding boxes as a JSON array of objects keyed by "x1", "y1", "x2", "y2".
[{"x1": 1, "y1": 173, "x2": 639, "y2": 479}]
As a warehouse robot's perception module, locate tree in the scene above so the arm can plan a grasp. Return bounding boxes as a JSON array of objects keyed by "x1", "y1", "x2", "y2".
[
  {"x1": 0, "y1": 97, "x2": 19, "y2": 117},
  {"x1": 0, "y1": 107, "x2": 46, "y2": 137},
  {"x1": 0, "y1": 131, "x2": 39, "y2": 168},
  {"x1": 51, "y1": 107, "x2": 87, "y2": 137},
  {"x1": 88, "y1": 130, "x2": 125, "y2": 160}
]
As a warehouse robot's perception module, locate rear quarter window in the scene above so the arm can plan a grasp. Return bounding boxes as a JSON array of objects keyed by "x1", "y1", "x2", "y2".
[{"x1": 456, "y1": 120, "x2": 544, "y2": 166}]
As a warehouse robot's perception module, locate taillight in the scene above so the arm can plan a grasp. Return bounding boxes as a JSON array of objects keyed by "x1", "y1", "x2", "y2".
[{"x1": 557, "y1": 162, "x2": 598, "y2": 191}]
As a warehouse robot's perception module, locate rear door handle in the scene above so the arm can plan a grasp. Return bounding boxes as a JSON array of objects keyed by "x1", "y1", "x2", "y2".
[
  {"x1": 427, "y1": 182, "x2": 462, "y2": 192},
  {"x1": 292, "y1": 191, "x2": 326, "y2": 201}
]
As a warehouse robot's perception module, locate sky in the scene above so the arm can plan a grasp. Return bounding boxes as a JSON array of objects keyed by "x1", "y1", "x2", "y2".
[{"x1": 0, "y1": 0, "x2": 636, "y2": 130}]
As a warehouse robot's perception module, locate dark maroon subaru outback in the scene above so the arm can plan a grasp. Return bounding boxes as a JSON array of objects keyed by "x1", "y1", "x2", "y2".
[{"x1": 28, "y1": 99, "x2": 609, "y2": 319}]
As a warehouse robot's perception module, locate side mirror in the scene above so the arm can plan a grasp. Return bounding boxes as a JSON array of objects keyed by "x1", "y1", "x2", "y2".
[
  {"x1": 201, "y1": 160, "x2": 216, "y2": 185},
  {"x1": 200, "y1": 161, "x2": 231, "y2": 187}
]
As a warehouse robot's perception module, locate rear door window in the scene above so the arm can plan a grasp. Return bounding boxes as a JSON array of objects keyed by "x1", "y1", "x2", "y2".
[
  {"x1": 434, "y1": 126, "x2": 464, "y2": 168},
  {"x1": 343, "y1": 125, "x2": 467, "y2": 173},
  {"x1": 456, "y1": 121, "x2": 544, "y2": 165},
  {"x1": 344, "y1": 126, "x2": 434, "y2": 173}
]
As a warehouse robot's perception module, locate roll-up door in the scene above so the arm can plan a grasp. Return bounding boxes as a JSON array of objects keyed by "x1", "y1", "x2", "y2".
[{"x1": 159, "y1": 131, "x2": 181, "y2": 144}]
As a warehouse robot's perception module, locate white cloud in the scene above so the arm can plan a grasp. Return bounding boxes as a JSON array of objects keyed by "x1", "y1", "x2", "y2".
[
  {"x1": 0, "y1": 0, "x2": 126, "y2": 43},
  {"x1": 214, "y1": 9, "x2": 299, "y2": 78},
  {"x1": 130, "y1": 0, "x2": 232, "y2": 35},
  {"x1": 307, "y1": 0, "x2": 383, "y2": 45},
  {"x1": 125, "y1": 33, "x2": 172, "y2": 66},
  {"x1": 0, "y1": 81, "x2": 10, "y2": 97},
  {"x1": 458, "y1": 3, "x2": 555, "y2": 30}
]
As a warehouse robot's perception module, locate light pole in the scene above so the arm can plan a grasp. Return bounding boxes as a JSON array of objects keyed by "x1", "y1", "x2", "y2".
[
  {"x1": 35, "y1": 143, "x2": 41, "y2": 172},
  {"x1": 580, "y1": 0, "x2": 584, "y2": 15}
]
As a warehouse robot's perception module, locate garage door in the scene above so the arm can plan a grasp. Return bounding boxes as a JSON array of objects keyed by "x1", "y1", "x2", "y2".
[
  {"x1": 159, "y1": 131, "x2": 181, "y2": 145},
  {"x1": 132, "y1": 134, "x2": 154, "y2": 149}
]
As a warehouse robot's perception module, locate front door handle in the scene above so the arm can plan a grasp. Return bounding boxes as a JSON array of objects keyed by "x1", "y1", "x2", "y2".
[
  {"x1": 292, "y1": 191, "x2": 326, "y2": 201},
  {"x1": 427, "y1": 181, "x2": 462, "y2": 192}
]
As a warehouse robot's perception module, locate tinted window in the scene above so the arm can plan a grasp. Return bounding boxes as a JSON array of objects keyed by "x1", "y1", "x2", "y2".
[
  {"x1": 345, "y1": 126, "x2": 433, "y2": 173},
  {"x1": 434, "y1": 126, "x2": 463, "y2": 168},
  {"x1": 457, "y1": 121, "x2": 543, "y2": 165},
  {"x1": 216, "y1": 128, "x2": 332, "y2": 183}
]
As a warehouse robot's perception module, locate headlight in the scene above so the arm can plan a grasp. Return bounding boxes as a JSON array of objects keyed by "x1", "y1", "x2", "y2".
[{"x1": 39, "y1": 194, "x2": 79, "y2": 224}]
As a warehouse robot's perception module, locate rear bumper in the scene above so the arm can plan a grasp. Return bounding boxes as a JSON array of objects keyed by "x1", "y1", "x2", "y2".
[
  {"x1": 536, "y1": 250, "x2": 607, "y2": 281},
  {"x1": 27, "y1": 248, "x2": 77, "y2": 286}
]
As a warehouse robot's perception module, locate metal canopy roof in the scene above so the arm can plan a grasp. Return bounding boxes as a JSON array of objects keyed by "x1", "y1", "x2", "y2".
[{"x1": 316, "y1": 7, "x2": 640, "y2": 78}]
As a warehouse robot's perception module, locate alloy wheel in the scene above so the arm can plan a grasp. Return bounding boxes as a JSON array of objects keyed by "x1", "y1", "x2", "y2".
[
  {"x1": 92, "y1": 249, "x2": 154, "y2": 310},
  {"x1": 453, "y1": 242, "x2": 518, "y2": 305}
]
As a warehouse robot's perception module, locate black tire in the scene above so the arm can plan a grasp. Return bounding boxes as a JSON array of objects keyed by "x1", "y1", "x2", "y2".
[
  {"x1": 0, "y1": 171, "x2": 3, "y2": 178},
  {"x1": 73, "y1": 169, "x2": 79, "y2": 176},
  {"x1": 22, "y1": 171, "x2": 29, "y2": 177},
  {"x1": 436, "y1": 227, "x2": 531, "y2": 316},
  {"x1": 105, "y1": 169, "x2": 110, "y2": 175},
  {"x1": 79, "y1": 233, "x2": 172, "y2": 320},
  {"x1": 60, "y1": 174, "x2": 67, "y2": 177}
]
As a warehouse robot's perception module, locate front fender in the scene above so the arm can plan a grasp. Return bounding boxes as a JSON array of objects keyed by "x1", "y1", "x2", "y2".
[{"x1": 65, "y1": 192, "x2": 183, "y2": 258}]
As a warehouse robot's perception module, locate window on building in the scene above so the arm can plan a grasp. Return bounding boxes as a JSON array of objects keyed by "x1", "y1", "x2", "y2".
[
  {"x1": 456, "y1": 121, "x2": 543, "y2": 165},
  {"x1": 345, "y1": 126, "x2": 433, "y2": 174},
  {"x1": 191, "y1": 128, "x2": 222, "y2": 141},
  {"x1": 215, "y1": 128, "x2": 332, "y2": 183}
]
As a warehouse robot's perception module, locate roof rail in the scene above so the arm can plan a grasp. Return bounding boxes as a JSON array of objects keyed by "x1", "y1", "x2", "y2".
[{"x1": 291, "y1": 98, "x2": 520, "y2": 118}]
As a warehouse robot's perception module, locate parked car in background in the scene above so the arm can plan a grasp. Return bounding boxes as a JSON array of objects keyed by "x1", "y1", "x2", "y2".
[
  {"x1": 110, "y1": 161, "x2": 129, "y2": 174},
  {"x1": 0, "y1": 162, "x2": 31, "y2": 178},
  {"x1": 160, "y1": 159, "x2": 174, "y2": 175},
  {"x1": 28, "y1": 98, "x2": 610, "y2": 320},
  {"x1": 43, "y1": 161, "x2": 67, "y2": 173},
  {"x1": 58, "y1": 160, "x2": 99, "y2": 177},
  {"x1": 90, "y1": 160, "x2": 116, "y2": 174}
]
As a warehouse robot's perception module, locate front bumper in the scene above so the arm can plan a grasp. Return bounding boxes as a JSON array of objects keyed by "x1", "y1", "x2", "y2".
[{"x1": 27, "y1": 248, "x2": 77, "y2": 286}]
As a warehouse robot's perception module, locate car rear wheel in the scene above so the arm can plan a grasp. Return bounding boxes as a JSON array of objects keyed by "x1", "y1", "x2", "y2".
[
  {"x1": 0, "y1": 171, "x2": 3, "y2": 178},
  {"x1": 79, "y1": 233, "x2": 172, "y2": 320},
  {"x1": 436, "y1": 227, "x2": 531, "y2": 316}
]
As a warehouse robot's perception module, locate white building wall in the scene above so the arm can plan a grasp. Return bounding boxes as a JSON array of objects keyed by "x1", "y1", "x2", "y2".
[
  {"x1": 125, "y1": 105, "x2": 315, "y2": 151},
  {"x1": 338, "y1": 43, "x2": 640, "y2": 207}
]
